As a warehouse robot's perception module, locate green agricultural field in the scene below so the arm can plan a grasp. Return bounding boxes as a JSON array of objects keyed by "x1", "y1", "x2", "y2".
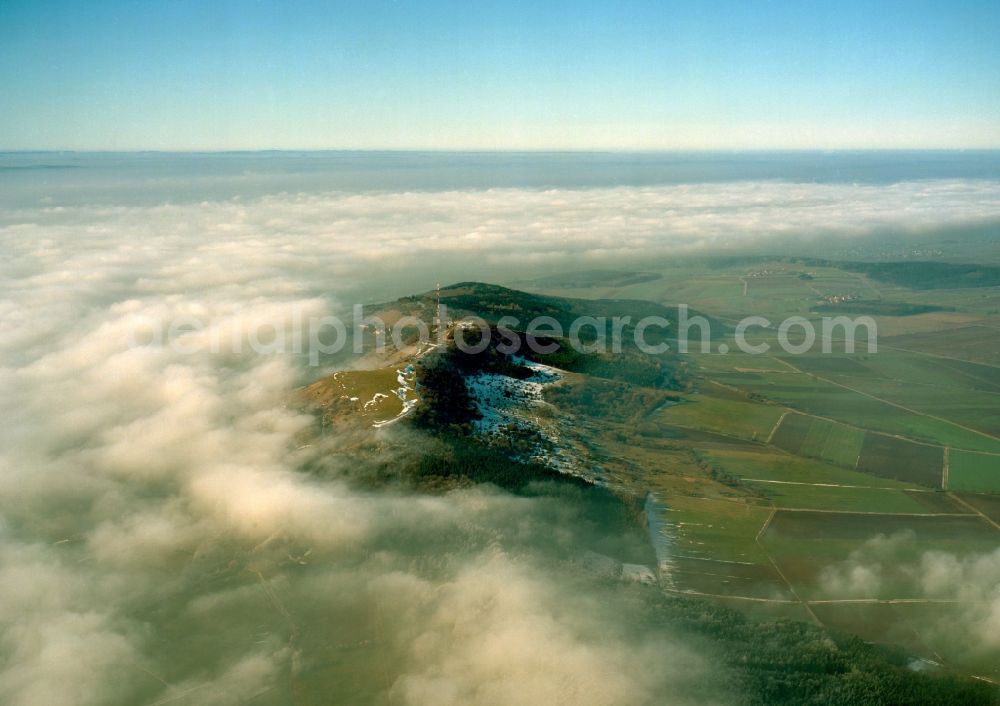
[
  {"x1": 762, "y1": 511, "x2": 999, "y2": 600},
  {"x1": 798, "y1": 417, "x2": 833, "y2": 456},
  {"x1": 658, "y1": 391, "x2": 786, "y2": 441},
  {"x1": 701, "y1": 447, "x2": 920, "y2": 489},
  {"x1": 780, "y1": 355, "x2": 874, "y2": 376},
  {"x1": 948, "y1": 450, "x2": 1000, "y2": 493},
  {"x1": 825, "y1": 375, "x2": 1000, "y2": 438},
  {"x1": 764, "y1": 510, "x2": 997, "y2": 548},
  {"x1": 858, "y1": 353, "x2": 1000, "y2": 394},
  {"x1": 769, "y1": 412, "x2": 816, "y2": 453},
  {"x1": 953, "y1": 492, "x2": 1000, "y2": 524},
  {"x1": 856, "y1": 434, "x2": 944, "y2": 487},
  {"x1": 808, "y1": 603, "x2": 934, "y2": 660},
  {"x1": 799, "y1": 417, "x2": 866, "y2": 466},
  {"x1": 808, "y1": 601, "x2": 1000, "y2": 681},
  {"x1": 819, "y1": 422, "x2": 866, "y2": 466},
  {"x1": 931, "y1": 356, "x2": 1000, "y2": 391},
  {"x1": 882, "y1": 326, "x2": 1000, "y2": 367},
  {"x1": 557, "y1": 264, "x2": 1000, "y2": 682},
  {"x1": 659, "y1": 495, "x2": 772, "y2": 564},
  {"x1": 709, "y1": 597, "x2": 815, "y2": 624},
  {"x1": 744, "y1": 482, "x2": 956, "y2": 514},
  {"x1": 639, "y1": 261, "x2": 876, "y2": 322},
  {"x1": 769, "y1": 412, "x2": 866, "y2": 468},
  {"x1": 689, "y1": 350, "x2": 791, "y2": 374},
  {"x1": 669, "y1": 557, "x2": 794, "y2": 600},
  {"x1": 582, "y1": 263, "x2": 1000, "y2": 683},
  {"x1": 734, "y1": 366, "x2": 1000, "y2": 453}
]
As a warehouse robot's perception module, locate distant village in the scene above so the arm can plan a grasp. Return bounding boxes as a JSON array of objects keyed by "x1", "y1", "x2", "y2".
[{"x1": 817, "y1": 292, "x2": 862, "y2": 305}]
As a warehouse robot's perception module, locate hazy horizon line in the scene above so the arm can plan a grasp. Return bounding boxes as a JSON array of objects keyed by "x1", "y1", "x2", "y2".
[{"x1": 4, "y1": 147, "x2": 1000, "y2": 156}]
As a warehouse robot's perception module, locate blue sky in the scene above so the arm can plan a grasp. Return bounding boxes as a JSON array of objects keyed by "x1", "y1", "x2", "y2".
[{"x1": 1, "y1": 0, "x2": 999, "y2": 150}]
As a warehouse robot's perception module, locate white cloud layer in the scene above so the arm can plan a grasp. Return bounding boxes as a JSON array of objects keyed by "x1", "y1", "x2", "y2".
[
  {"x1": 819, "y1": 532, "x2": 1000, "y2": 668},
  {"x1": 2, "y1": 179, "x2": 999, "y2": 703}
]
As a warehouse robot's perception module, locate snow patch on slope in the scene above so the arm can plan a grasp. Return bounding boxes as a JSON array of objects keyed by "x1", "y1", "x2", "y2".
[
  {"x1": 373, "y1": 364, "x2": 419, "y2": 428},
  {"x1": 465, "y1": 358, "x2": 560, "y2": 436},
  {"x1": 462, "y1": 356, "x2": 597, "y2": 479}
]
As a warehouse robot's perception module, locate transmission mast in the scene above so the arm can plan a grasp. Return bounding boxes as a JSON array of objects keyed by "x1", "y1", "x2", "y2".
[{"x1": 434, "y1": 282, "x2": 442, "y2": 334}]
